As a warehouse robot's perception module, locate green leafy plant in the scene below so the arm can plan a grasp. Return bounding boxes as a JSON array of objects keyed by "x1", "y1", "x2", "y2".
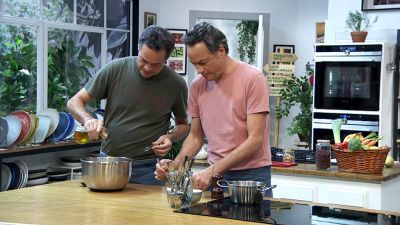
[
  {"x1": 345, "y1": 10, "x2": 378, "y2": 32},
  {"x1": 236, "y1": 20, "x2": 258, "y2": 64},
  {"x1": 0, "y1": 33, "x2": 37, "y2": 115},
  {"x1": 275, "y1": 62, "x2": 313, "y2": 144},
  {"x1": 0, "y1": 25, "x2": 97, "y2": 115}
]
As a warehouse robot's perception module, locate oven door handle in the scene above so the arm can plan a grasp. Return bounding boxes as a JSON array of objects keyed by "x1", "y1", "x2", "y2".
[
  {"x1": 315, "y1": 56, "x2": 381, "y2": 62},
  {"x1": 313, "y1": 123, "x2": 378, "y2": 132}
]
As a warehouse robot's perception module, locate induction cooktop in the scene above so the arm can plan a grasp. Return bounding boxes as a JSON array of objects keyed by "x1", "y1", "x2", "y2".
[{"x1": 175, "y1": 197, "x2": 400, "y2": 225}]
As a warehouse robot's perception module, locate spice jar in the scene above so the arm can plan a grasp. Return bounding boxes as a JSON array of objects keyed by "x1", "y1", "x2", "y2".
[
  {"x1": 315, "y1": 140, "x2": 331, "y2": 169},
  {"x1": 283, "y1": 148, "x2": 295, "y2": 163}
]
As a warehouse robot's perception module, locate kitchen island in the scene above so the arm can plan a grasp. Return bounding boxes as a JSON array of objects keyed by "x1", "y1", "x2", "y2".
[
  {"x1": 0, "y1": 180, "x2": 399, "y2": 225},
  {"x1": 194, "y1": 160, "x2": 400, "y2": 211}
]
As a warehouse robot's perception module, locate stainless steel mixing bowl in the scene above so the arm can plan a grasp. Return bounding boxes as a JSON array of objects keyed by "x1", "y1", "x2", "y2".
[{"x1": 81, "y1": 157, "x2": 132, "y2": 191}]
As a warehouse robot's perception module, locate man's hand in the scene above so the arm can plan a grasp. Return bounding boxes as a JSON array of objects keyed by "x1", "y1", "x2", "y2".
[
  {"x1": 83, "y1": 118, "x2": 103, "y2": 140},
  {"x1": 192, "y1": 167, "x2": 214, "y2": 191},
  {"x1": 152, "y1": 135, "x2": 172, "y2": 157},
  {"x1": 154, "y1": 159, "x2": 170, "y2": 180}
]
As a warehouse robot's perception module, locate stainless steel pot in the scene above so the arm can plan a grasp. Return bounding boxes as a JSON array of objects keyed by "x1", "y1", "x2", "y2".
[
  {"x1": 217, "y1": 180, "x2": 277, "y2": 204},
  {"x1": 81, "y1": 157, "x2": 132, "y2": 191}
]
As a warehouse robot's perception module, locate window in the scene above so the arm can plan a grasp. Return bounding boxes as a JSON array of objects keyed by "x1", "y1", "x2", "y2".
[
  {"x1": 0, "y1": 23, "x2": 38, "y2": 115},
  {"x1": 0, "y1": 0, "x2": 136, "y2": 115}
]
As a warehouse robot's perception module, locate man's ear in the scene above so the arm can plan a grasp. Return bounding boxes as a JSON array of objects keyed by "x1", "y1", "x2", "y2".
[{"x1": 218, "y1": 44, "x2": 226, "y2": 56}]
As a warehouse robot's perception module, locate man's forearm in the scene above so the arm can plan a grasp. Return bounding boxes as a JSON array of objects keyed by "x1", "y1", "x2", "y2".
[
  {"x1": 166, "y1": 123, "x2": 189, "y2": 143},
  {"x1": 209, "y1": 136, "x2": 263, "y2": 175},
  {"x1": 67, "y1": 98, "x2": 93, "y2": 125}
]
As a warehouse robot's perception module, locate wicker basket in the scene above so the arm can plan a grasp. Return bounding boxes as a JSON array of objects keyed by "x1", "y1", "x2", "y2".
[{"x1": 332, "y1": 147, "x2": 390, "y2": 174}]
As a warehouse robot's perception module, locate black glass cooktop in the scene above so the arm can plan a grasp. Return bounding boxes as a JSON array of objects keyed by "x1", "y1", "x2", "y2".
[{"x1": 175, "y1": 197, "x2": 400, "y2": 224}]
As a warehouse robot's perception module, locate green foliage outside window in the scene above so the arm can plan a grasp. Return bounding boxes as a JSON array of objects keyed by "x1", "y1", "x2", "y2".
[
  {"x1": 0, "y1": 25, "x2": 97, "y2": 115},
  {"x1": 0, "y1": 27, "x2": 37, "y2": 115}
]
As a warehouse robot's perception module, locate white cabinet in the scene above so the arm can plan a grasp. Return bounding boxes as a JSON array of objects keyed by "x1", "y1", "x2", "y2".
[{"x1": 271, "y1": 173, "x2": 397, "y2": 211}]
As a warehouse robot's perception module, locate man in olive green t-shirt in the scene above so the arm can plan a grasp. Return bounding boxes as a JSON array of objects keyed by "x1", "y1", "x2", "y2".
[{"x1": 67, "y1": 26, "x2": 189, "y2": 185}]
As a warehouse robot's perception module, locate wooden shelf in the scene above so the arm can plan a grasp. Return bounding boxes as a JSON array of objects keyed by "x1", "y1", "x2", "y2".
[{"x1": 0, "y1": 141, "x2": 101, "y2": 158}]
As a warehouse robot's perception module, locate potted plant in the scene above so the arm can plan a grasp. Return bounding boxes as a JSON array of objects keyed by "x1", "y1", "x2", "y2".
[
  {"x1": 345, "y1": 10, "x2": 378, "y2": 42},
  {"x1": 275, "y1": 62, "x2": 313, "y2": 147}
]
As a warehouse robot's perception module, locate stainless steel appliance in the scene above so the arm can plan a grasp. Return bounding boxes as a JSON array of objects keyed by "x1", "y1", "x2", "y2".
[
  {"x1": 312, "y1": 42, "x2": 396, "y2": 151},
  {"x1": 314, "y1": 44, "x2": 383, "y2": 111}
]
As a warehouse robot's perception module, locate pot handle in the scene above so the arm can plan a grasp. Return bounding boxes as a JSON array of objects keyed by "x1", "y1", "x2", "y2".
[
  {"x1": 216, "y1": 180, "x2": 229, "y2": 188},
  {"x1": 257, "y1": 184, "x2": 277, "y2": 192}
]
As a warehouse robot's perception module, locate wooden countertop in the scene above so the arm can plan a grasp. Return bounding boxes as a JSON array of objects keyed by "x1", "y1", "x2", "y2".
[
  {"x1": 0, "y1": 180, "x2": 400, "y2": 225},
  {"x1": 0, "y1": 180, "x2": 256, "y2": 225},
  {"x1": 0, "y1": 180, "x2": 399, "y2": 225},
  {"x1": 272, "y1": 163, "x2": 400, "y2": 182},
  {"x1": 194, "y1": 160, "x2": 400, "y2": 182}
]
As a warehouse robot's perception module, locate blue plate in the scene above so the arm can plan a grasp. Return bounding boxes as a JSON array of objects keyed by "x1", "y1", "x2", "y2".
[
  {"x1": 62, "y1": 113, "x2": 76, "y2": 140},
  {"x1": 0, "y1": 117, "x2": 8, "y2": 146},
  {"x1": 48, "y1": 112, "x2": 70, "y2": 142}
]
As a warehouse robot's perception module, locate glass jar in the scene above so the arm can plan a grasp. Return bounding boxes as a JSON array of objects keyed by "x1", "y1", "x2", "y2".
[
  {"x1": 283, "y1": 148, "x2": 296, "y2": 163},
  {"x1": 315, "y1": 140, "x2": 331, "y2": 169}
]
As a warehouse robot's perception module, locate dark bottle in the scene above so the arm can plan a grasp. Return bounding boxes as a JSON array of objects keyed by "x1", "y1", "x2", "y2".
[{"x1": 211, "y1": 174, "x2": 224, "y2": 199}]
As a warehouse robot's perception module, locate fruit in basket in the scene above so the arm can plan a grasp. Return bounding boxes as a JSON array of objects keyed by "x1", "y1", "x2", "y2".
[
  {"x1": 385, "y1": 155, "x2": 395, "y2": 168},
  {"x1": 343, "y1": 132, "x2": 363, "y2": 142}
]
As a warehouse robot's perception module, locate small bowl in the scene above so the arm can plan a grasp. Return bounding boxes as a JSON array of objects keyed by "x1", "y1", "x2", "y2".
[{"x1": 191, "y1": 189, "x2": 202, "y2": 204}]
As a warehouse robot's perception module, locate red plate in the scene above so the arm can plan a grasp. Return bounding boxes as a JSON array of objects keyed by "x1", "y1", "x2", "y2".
[{"x1": 10, "y1": 110, "x2": 31, "y2": 145}]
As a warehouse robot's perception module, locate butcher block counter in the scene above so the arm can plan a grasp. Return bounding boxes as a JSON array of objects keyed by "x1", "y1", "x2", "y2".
[
  {"x1": 0, "y1": 180, "x2": 399, "y2": 225},
  {"x1": 0, "y1": 180, "x2": 255, "y2": 225}
]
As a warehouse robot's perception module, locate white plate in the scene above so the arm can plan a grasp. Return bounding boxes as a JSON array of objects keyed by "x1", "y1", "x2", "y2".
[
  {"x1": 28, "y1": 171, "x2": 48, "y2": 180},
  {"x1": 27, "y1": 176, "x2": 49, "y2": 186},
  {"x1": 32, "y1": 115, "x2": 51, "y2": 144},
  {"x1": 1, "y1": 115, "x2": 22, "y2": 147},
  {"x1": 15, "y1": 160, "x2": 28, "y2": 188},
  {"x1": 37, "y1": 108, "x2": 59, "y2": 138},
  {"x1": 61, "y1": 162, "x2": 82, "y2": 167},
  {"x1": 1, "y1": 164, "x2": 11, "y2": 191}
]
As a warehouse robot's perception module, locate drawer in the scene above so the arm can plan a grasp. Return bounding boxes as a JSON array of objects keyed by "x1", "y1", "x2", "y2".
[
  {"x1": 273, "y1": 182, "x2": 316, "y2": 201},
  {"x1": 318, "y1": 187, "x2": 367, "y2": 207}
]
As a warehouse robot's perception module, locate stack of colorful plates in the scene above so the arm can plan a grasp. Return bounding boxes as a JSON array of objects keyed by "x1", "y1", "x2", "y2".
[{"x1": 2, "y1": 160, "x2": 28, "y2": 190}]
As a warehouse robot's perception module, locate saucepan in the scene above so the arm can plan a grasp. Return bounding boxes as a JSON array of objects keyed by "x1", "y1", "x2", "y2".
[{"x1": 217, "y1": 180, "x2": 277, "y2": 204}]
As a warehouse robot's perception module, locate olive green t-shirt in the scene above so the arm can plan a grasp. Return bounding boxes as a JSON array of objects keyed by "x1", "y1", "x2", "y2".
[{"x1": 84, "y1": 56, "x2": 188, "y2": 159}]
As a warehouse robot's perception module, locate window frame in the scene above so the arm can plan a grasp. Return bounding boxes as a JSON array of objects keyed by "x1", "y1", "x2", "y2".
[{"x1": 0, "y1": 0, "x2": 136, "y2": 113}]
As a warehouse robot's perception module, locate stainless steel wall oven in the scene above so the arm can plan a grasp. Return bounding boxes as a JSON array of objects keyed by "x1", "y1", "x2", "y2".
[{"x1": 312, "y1": 43, "x2": 396, "y2": 154}]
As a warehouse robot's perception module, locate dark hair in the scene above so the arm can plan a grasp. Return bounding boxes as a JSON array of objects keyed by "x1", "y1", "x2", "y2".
[
  {"x1": 183, "y1": 22, "x2": 229, "y2": 54},
  {"x1": 138, "y1": 26, "x2": 175, "y2": 59}
]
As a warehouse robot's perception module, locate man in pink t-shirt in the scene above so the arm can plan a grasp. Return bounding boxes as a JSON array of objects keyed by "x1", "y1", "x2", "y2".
[{"x1": 155, "y1": 22, "x2": 272, "y2": 195}]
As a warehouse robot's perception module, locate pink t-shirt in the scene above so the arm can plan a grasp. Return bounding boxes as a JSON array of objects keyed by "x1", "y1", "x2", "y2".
[{"x1": 188, "y1": 61, "x2": 271, "y2": 170}]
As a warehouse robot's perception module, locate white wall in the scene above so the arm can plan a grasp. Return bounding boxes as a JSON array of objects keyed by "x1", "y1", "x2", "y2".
[
  {"x1": 326, "y1": 0, "x2": 400, "y2": 43},
  {"x1": 138, "y1": 0, "x2": 160, "y2": 38},
  {"x1": 138, "y1": 0, "x2": 329, "y2": 149}
]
